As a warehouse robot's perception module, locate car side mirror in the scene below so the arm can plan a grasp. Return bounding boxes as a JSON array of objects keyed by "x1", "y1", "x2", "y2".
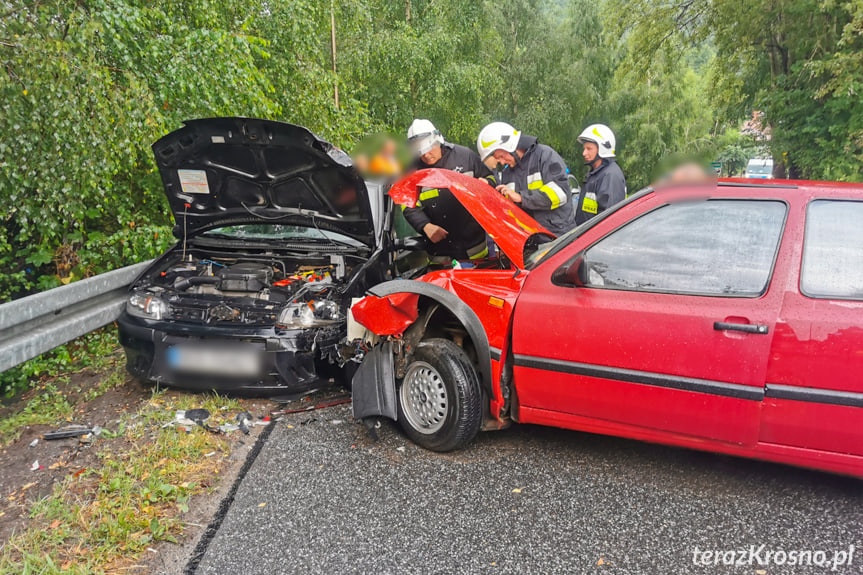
[
  {"x1": 551, "y1": 252, "x2": 589, "y2": 287},
  {"x1": 392, "y1": 236, "x2": 427, "y2": 252}
]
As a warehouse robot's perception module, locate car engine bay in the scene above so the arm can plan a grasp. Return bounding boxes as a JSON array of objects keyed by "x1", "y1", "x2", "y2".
[{"x1": 129, "y1": 246, "x2": 370, "y2": 328}]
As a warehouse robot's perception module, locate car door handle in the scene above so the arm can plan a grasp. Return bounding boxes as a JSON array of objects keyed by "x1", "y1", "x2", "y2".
[{"x1": 713, "y1": 321, "x2": 769, "y2": 335}]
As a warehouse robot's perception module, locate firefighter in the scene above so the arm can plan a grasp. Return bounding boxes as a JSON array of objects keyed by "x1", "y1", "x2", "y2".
[
  {"x1": 574, "y1": 124, "x2": 627, "y2": 225},
  {"x1": 403, "y1": 119, "x2": 495, "y2": 262},
  {"x1": 476, "y1": 122, "x2": 576, "y2": 235}
]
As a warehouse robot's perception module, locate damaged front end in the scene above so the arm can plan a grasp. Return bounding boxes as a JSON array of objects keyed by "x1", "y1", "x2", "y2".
[
  {"x1": 119, "y1": 240, "x2": 382, "y2": 396},
  {"x1": 349, "y1": 281, "x2": 496, "y2": 422}
]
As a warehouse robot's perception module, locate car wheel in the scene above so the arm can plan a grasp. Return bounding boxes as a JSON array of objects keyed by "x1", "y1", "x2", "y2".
[{"x1": 397, "y1": 338, "x2": 482, "y2": 452}]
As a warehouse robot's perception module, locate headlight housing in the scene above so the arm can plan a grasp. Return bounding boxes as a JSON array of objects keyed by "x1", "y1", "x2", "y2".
[
  {"x1": 127, "y1": 293, "x2": 169, "y2": 320},
  {"x1": 276, "y1": 300, "x2": 342, "y2": 329}
]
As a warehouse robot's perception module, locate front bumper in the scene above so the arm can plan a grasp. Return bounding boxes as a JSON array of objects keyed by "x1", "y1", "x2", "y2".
[{"x1": 117, "y1": 314, "x2": 342, "y2": 394}]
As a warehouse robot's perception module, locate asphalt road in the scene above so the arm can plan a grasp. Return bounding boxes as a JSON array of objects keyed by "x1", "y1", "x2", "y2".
[{"x1": 192, "y1": 404, "x2": 863, "y2": 574}]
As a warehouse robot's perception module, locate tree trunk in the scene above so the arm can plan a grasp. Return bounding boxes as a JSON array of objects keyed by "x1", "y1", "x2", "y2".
[{"x1": 330, "y1": 0, "x2": 339, "y2": 110}]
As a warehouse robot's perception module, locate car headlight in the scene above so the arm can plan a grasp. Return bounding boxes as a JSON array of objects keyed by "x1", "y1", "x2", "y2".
[
  {"x1": 276, "y1": 300, "x2": 342, "y2": 329},
  {"x1": 127, "y1": 293, "x2": 169, "y2": 320}
]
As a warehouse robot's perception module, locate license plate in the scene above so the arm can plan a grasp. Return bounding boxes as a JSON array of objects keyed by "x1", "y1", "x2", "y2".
[{"x1": 166, "y1": 345, "x2": 263, "y2": 377}]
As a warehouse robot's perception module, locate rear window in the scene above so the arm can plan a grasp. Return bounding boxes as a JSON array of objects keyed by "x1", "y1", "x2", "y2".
[{"x1": 801, "y1": 200, "x2": 863, "y2": 300}]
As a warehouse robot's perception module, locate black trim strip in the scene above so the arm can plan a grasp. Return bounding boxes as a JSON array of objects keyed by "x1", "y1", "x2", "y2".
[
  {"x1": 766, "y1": 384, "x2": 863, "y2": 408},
  {"x1": 489, "y1": 347, "x2": 502, "y2": 362},
  {"x1": 513, "y1": 354, "x2": 764, "y2": 401}
]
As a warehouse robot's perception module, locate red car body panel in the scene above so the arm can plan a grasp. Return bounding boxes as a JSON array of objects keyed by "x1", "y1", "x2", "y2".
[
  {"x1": 387, "y1": 169, "x2": 552, "y2": 269},
  {"x1": 351, "y1": 292, "x2": 420, "y2": 336},
  {"x1": 354, "y1": 174, "x2": 863, "y2": 477}
]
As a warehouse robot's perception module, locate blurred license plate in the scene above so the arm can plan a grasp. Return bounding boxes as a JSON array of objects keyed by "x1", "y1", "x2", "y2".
[{"x1": 166, "y1": 346, "x2": 262, "y2": 376}]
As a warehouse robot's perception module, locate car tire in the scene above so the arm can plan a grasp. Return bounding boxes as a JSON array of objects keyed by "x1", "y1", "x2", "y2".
[{"x1": 397, "y1": 338, "x2": 482, "y2": 452}]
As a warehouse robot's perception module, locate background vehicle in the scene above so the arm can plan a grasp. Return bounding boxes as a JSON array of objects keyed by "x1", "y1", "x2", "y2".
[
  {"x1": 745, "y1": 158, "x2": 774, "y2": 178},
  {"x1": 352, "y1": 170, "x2": 863, "y2": 478},
  {"x1": 119, "y1": 118, "x2": 395, "y2": 396}
]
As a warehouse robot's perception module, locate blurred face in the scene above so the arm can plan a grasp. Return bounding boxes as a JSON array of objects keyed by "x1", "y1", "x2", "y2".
[
  {"x1": 420, "y1": 144, "x2": 443, "y2": 165},
  {"x1": 582, "y1": 141, "x2": 599, "y2": 165},
  {"x1": 492, "y1": 149, "x2": 517, "y2": 167}
]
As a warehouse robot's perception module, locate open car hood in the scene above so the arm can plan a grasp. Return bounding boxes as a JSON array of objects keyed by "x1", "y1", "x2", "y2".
[
  {"x1": 153, "y1": 118, "x2": 374, "y2": 244},
  {"x1": 388, "y1": 169, "x2": 554, "y2": 268}
]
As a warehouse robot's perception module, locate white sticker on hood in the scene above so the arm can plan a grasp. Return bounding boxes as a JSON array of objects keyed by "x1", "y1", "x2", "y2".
[{"x1": 177, "y1": 170, "x2": 210, "y2": 194}]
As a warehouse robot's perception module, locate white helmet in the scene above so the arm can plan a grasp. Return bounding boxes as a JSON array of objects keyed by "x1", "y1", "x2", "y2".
[
  {"x1": 476, "y1": 122, "x2": 520, "y2": 161},
  {"x1": 577, "y1": 124, "x2": 616, "y2": 159},
  {"x1": 407, "y1": 119, "x2": 444, "y2": 156}
]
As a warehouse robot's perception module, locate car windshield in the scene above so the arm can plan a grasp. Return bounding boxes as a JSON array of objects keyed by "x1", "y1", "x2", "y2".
[{"x1": 201, "y1": 224, "x2": 365, "y2": 247}]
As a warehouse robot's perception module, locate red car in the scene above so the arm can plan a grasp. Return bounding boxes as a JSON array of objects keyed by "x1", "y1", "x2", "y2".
[{"x1": 350, "y1": 169, "x2": 863, "y2": 478}]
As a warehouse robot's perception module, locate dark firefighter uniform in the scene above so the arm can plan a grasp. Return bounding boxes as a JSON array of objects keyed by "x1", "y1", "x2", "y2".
[
  {"x1": 404, "y1": 143, "x2": 496, "y2": 261},
  {"x1": 574, "y1": 159, "x2": 627, "y2": 225},
  {"x1": 498, "y1": 136, "x2": 576, "y2": 236}
]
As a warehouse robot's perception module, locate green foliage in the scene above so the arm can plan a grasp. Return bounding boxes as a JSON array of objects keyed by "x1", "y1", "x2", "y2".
[
  {"x1": 609, "y1": 0, "x2": 863, "y2": 182},
  {"x1": 607, "y1": 44, "x2": 715, "y2": 189},
  {"x1": 0, "y1": 0, "x2": 373, "y2": 301},
  {"x1": 715, "y1": 130, "x2": 764, "y2": 177}
]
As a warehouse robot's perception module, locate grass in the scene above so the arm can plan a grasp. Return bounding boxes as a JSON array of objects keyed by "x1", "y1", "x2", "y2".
[
  {"x1": 0, "y1": 389, "x2": 245, "y2": 574},
  {"x1": 0, "y1": 326, "x2": 254, "y2": 574},
  {"x1": 0, "y1": 380, "x2": 76, "y2": 449},
  {"x1": 0, "y1": 363, "x2": 129, "y2": 449}
]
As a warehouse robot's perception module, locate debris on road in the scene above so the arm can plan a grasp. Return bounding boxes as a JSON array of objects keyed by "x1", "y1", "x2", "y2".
[
  {"x1": 43, "y1": 424, "x2": 93, "y2": 440},
  {"x1": 270, "y1": 394, "x2": 351, "y2": 416},
  {"x1": 29, "y1": 460, "x2": 41, "y2": 471},
  {"x1": 236, "y1": 412, "x2": 253, "y2": 435},
  {"x1": 28, "y1": 439, "x2": 38, "y2": 448}
]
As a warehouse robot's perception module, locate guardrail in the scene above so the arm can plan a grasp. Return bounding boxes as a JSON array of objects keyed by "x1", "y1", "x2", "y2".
[{"x1": 0, "y1": 261, "x2": 153, "y2": 373}]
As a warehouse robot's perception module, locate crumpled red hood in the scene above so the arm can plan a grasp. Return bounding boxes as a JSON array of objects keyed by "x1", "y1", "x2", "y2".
[{"x1": 388, "y1": 169, "x2": 554, "y2": 268}]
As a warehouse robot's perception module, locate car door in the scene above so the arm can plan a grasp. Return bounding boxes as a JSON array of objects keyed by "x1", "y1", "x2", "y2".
[
  {"x1": 511, "y1": 194, "x2": 788, "y2": 445},
  {"x1": 761, "y1": 197, "x2": 863, "y2": 456}
]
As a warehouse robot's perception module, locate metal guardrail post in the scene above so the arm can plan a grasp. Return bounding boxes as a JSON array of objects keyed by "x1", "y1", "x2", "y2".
[{"x1": 0, "y1": 260, "x2": 153, "y2": 373}]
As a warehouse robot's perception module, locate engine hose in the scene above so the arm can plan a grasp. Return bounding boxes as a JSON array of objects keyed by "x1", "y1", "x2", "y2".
[{"x1": 174, "y1": 276, "x2": 221, "y2": 291}]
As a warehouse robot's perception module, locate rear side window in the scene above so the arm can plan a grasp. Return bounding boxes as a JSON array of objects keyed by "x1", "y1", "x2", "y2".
[
  {"x1": 580, "y1": 200, "x2": 787, "y2": 296},
  {"x1": 801, "y1": 200, "x2": 863, "y2": 300}
]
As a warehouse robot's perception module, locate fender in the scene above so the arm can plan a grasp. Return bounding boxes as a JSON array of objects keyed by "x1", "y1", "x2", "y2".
[
  {"x1": 366, "y1": 280, "x2": 493, "y2": 395},
  {"x1": 351, "y1": 280, "x2": 494, "y2": 421}
]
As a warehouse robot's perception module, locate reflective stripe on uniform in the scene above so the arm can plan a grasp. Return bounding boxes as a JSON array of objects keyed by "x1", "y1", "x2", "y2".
[
  {"x1": 419, "y1": 188, "x2": 440, "y2": 202},
  {"x1": 527, "y1": 172, "x2": 543, "y2": 185},
  {"x1": 466, "y1": 241, "x2": 489, "y2": 260},
  {"x1": 582, "y1": 191, "x2": 598, "y2": 214},
  {"x1": 527, "y1": 178, "x2": 567, "y2": 209}
]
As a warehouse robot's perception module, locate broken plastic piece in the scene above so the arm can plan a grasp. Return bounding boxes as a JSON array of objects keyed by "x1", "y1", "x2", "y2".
[
  {"x1": 236, "y1": 412, "x2": 253, "y2": 435},
  {"x1": 185, "y1": 408, "x2": 211, "y2": 424},
  {"x1": 43, "y1": 425, "x2": 93, "y2": 440}
]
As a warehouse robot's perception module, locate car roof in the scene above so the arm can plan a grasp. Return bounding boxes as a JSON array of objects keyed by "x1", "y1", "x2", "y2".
[{"x1": 715, "y1": 178, "x2": 863, "y2": 199}]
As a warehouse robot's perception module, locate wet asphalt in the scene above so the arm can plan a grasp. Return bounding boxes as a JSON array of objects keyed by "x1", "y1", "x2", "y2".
[{"x1": 193, "y1": 404, "x2": 863, "y2": 575}]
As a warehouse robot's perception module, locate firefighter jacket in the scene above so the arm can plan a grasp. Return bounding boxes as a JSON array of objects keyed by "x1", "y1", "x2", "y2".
[
  {"x1": 498, "y1": 136, "x2": 576, "y2": 236},
  {"x1": 403, "y1": 143, "x2": 494, "y2": 260},
  {"x1": 574, "y1": 159, "x2": 627, "y2": 225}
]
